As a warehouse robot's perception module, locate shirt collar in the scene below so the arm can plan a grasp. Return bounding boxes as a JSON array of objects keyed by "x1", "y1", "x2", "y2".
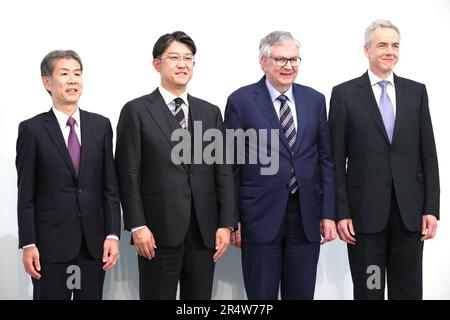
[
  {"x1": 368, "y1": 69, "x2": 395, "y2": 87},
  {"x1": 52, "y1": 106, "x2": 80, "y2": 128},
  {"x1": 265, "y1": 78, "x2": 295, "y2": 103},
  {"x1": 158, "y1": 85, "x2": 189, "y2": 107}
]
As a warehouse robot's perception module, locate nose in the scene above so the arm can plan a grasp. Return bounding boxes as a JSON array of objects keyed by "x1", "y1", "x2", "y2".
[
  {"x1": 386, "y1": 45, "x2": 395, "y2": 54},
  {"x1": 68, "y1": 74, "x2": 78, "y2": 83},
  {"x1": 283, "y1": 60, "x2": 294, "y2": 70},
  {"x1": 176, "y1": 57, "x2": 188, "y2": 68}
]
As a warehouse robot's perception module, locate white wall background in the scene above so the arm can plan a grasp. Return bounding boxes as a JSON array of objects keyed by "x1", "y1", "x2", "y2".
[{"x1": 0, "y1": 0, "x2": 449, "y2": 299}]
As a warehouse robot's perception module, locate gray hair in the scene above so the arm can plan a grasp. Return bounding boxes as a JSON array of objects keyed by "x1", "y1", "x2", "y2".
[
  {"x1": 40, "y1": 49, "x2": 83, "y2": 77},
  {"x1": 365, "y1": 19, "x2": 400, "y2": 45},
  {"x1": 259, "y1": 31, "x2": 301, "y2": 59}
]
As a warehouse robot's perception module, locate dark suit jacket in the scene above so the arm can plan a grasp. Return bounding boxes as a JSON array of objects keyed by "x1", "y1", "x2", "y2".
[
  {"x1": 16, "y1": 109, "x2": 121, "y2": 263},
  {"x1": 224, "y1": 77, "x2": 336, "y2": 243},
  {"x1": 115, "y1": 89, "x2": 236, "y2": 248},
  {"x1": 329, "y1": 71, "x2": 440, "y2": 233}
]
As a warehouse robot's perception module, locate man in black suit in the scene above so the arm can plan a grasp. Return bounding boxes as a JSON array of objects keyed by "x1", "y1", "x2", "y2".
[
  {"x1": 16, "y1": 50, "x2": 121, "y2": 299},
  {"x1": 329, "y1": 19, "x2": 440, "y2": 299},
  {"x1": 115, "y1": 31, "x2": 236, "y2": 300}
]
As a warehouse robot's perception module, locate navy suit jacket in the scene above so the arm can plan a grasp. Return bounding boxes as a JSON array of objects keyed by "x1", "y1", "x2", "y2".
[
  {"x1": 16, "y1": 109, "x2": 121, "y2": 263},
  {"x1": 224, "y1": 77, "x2": 335, "y2": 243}
]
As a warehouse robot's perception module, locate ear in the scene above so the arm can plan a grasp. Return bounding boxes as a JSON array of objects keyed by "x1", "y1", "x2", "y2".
[
  {"x1": 42, "y1": 76, "x2": 52, "y2": 93},
  {"x1": 152, "y1": 58, "x2": 161, "y2": 72},
  {"x1": 364, "y1": 44, "x2": 369, "y2": 58},
  {"x1": 260, "y1": 57, "x2": 268, "y2": 72}
]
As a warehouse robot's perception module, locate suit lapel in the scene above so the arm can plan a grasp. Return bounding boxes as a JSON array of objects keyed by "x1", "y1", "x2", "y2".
[
  {"x1": 78, "y1": 109, "x2": 91, "y2": 180},
  {"x1": 292, "y1": 84, "x2": 306, "y2": 155},
  {"x1": 187, "y1": 94, "x2": 202, "y2": 172},
  {"x1": 145, "y1": 89, "x2": 188, "y2": 171},
  {"x1": 356, "y1": 72, "x2": 391, "y2": 144},
  {"x1": 43, "y1": 110, "x2": 78, "y2": 179},
  {"x1": 254, "y1": 78, "x2": 291, "y2": 153},
  {"x1": 392, "y1": 74, "x2": 407, "y2": 144}
]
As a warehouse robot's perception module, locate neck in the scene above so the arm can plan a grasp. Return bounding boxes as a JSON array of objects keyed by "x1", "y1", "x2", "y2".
[
  {"x1": 273, "y1": 84, "x2": 290, "y2": 94},
  {"x1": 370, "y1": 67, "x2": 392, "y2": 80},
  {"x1": 161, "y1": 83, "x2": 186, "y2": 97},
  {"x1": 53, "y1": 103, "x2": 78, "y2": 117}
]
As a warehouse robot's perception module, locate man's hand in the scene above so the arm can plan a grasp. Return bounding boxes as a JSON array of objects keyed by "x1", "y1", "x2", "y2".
[
  {"x1": 23, "y1": 246, "x2": 41, "y2": 280},
  {"x1": 102, "y1": 239, "x2": 120, "y2": 270},
  {"x1": 421, "y1": 214, "x2": 438, "y2": 241},
  {"x1": 320, "y1": 219, "x2": 337, "y2": 244},
  {"x1": 132, "y1": 226, "x2": 157, "y2": 259},
  {"x1": 213, "y1": 227, "x2": 231, "y2": 262},
  {"x1": 231, "y1": 222, "x2": 242, "y2": 248},
  {"x1": 337, "y1": 218, "x2": 356, "y2": 245}
]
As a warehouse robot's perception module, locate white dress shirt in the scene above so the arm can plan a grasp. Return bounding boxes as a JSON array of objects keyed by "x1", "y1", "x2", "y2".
[
  {"x1": 159, "y1": 85, "x2": 190, "y2": 126},
  {"x1": 367, "y1": 69, "x2": 397, "y2": 117},
  {"x1": 265, "y1": 79, "x2": 298, "y2": 130}
]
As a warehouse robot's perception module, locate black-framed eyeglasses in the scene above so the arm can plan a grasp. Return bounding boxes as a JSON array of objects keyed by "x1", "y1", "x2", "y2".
[
  {"x1": 159, "y1": 54, "x2": 195, "y2": 64},
  {"x1": 269, "y1": 56, "x2": 301, "y2": 67}
]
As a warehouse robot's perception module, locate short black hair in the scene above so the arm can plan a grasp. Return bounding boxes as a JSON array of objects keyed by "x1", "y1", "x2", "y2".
[{"x1": 152, "y1": 31, "x2": 196, "y2": 59}]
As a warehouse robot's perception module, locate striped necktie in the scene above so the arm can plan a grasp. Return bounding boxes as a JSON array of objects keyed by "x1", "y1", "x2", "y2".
[
  {"x1": 173, "y1": 97, "x2": 187, "y2": 129},
  {"x1": 278, "y1": 94, "x2": 298, "y2": 194}
]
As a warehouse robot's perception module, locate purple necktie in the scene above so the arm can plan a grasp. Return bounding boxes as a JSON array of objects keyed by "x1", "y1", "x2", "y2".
[
  {"x1": 67, "y1": 117, "x2": 80, "y2": 175},
  {"x1": 378, "y1": 80, "x2": 395, "y2": 143}
]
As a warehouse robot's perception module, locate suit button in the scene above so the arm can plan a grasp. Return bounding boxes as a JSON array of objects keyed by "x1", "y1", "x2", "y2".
[
  {"x1": 185, "y1": 194, "x2": 190, "y2": 199},
  {"x1": 391, "y1": 153, "x2": 396, "y2": 158},
  {"x1": 78, "y1": 189, "x2": 82, "y2": 193}
]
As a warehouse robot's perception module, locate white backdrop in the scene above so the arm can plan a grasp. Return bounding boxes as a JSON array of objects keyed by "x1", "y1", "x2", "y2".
[{"x1": 1, "y1": 0, "x2": 449, "y2": 299}]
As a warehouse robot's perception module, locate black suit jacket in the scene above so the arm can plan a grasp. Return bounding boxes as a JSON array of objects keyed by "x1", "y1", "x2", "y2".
[
  {"x1": 16, "y1": 109, "x2": 121, "y2": 263},
  {"x1": 329, "y1": 72, "x2": 439, "y2": 233},
  {"x1": 115, "y1": 89, "x2": 236, "y2": 248}
]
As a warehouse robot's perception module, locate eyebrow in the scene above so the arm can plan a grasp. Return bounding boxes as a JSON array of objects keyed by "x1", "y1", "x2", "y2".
[
  {"x1": 166, "y1": 52, "x2": 193, "y2": 56},
  {"x1": 58, "y1": 68, "x2": 82, "y2": 72}
]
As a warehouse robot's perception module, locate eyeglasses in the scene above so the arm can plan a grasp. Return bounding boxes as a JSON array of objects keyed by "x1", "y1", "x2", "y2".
[
  {"x1": 159, "y1": 54, "x2": 195, "y2": 65},
  {"x1": 269, "y1": 56, "x2": 301, "y2": 67}
]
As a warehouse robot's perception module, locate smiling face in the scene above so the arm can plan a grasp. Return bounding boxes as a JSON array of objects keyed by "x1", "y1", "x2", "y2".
[
  {"x1": 152, "y1": 41, "x2": 195, "y2": 95},
  {"x1": 365, "y1": 27, "x2": 400, "y2": 79},
  {"x1": 260, "y1": 39, "x2": 299, "y2": 93},
  {"x1": 42, "y1": 58, "x2": 82, "y2": 109}
]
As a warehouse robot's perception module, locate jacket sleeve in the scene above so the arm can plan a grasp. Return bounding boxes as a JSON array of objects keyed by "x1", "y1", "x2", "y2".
[
  {"x1": 329, "y1": 86, "x2": 351, "y2": 221},
  {"x1": 419, "y1": 85, "x2": 440, "y2": 217},
  {"x1": 16, "y1": 121, "x2": 37, "y2": 248},
  {"x1": 213, "y1": 107, "x2": 238, "y2": 229},
  {"x1": 102, "y1": 118, "x2": 121, "y2": 237},
  {"x1": 115, "y1": 102, "x2": 147, "y2": 230}
]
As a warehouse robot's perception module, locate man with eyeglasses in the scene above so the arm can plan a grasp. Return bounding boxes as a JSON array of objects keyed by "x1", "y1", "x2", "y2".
[
  {"x1": 115, "y1": 31, "x2": 236, "y2": 299},
  {"x1": 329, "y1": 19, "x2": 439, "y2": 300},
  {"x1": 224, "y1": 31, "x2": 336, "y2": 299}
]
